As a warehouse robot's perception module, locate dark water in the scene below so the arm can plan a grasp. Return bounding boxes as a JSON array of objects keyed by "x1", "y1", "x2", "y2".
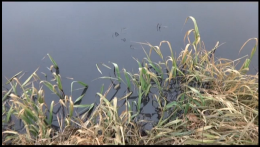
[{"x1": 2, "y1": 2, "x2": 258, "y2": 131}]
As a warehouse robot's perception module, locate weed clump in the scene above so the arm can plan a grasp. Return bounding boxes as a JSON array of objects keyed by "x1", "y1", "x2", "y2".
[{"x1": 2, "y1": 16, "x2": 258, "y2": 145}]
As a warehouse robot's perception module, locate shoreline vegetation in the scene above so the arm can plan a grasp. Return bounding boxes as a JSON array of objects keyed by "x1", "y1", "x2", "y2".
[{"x1": 2, "y1": 16, "x2": 258, "y2": 145}]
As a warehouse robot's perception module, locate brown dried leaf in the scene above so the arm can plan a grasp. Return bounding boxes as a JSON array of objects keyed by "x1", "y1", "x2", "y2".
[{"x1": 186, "y1": 113, "x2": 199, "y2": 123}]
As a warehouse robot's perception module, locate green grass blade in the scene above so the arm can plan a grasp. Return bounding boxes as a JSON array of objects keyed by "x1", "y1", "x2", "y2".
[
  {"x1": 250, "y1": 44, "x2": 257, "y2": 60},
  {"x1": 142, "y1": 45, "x2": 163, "y2": 78},
  {"x1": 131, "y1": 101, "x2": 139, "y2": 120},
  {"x1": 111, "y1": 62, "x2": 121, "y2": 83},
  {"x1": 55, "y1": 74, "x2": 63, "y2": 91},
  {"x1": 151, "y1": 76, "x2": 162, "y2": 91},
  {"x1": 137, "y1": 86, "x2": 143, "y2": 112},
  {"x1": 71, "y1": 81, "x2": 77, "y2": 96},
  {"x1": 184, "y1": 103, "x2": 189, "y2": 116},
  {"x1": 147, "y1": 61, "x2": 163, "y2": 78},
  {"x1": 127, "y1": 101, "x2": 131, "y2": 112},
  {"x1": 29, "y1": 125, "x2": 39, "y2": 137},
  {"x1": 2, "y1": 104, "x2": 6, "y2": 115},
  {"x1": 22, "y1": 67, "x2": 40, "y2": 87},
  {"x1": 144, "y1": 84, "x2": 151, "y2": 97},
  {"x1": 2, "y1": 88, "x2": 12, "y2": 102},
  {"x1": 73, "y1": 103, "x2": 94, "y2": 108},
  {"x1": 73, "y1": 94, "x2": 86, "y2": 105},
  {"x1": 187, "y1": 86, "x2": 205, "y2": 106},
  {"x1": 6, "y1": 105, "x2": 14, "y2": 123},
  {"x1": 5, "y1": 71, "x2": 23, "y2": 85},
  {"x1": 154, "y1": 62, "x2": 164, "y2": 79},
  {"x1": 133, "y1": 57, "x2": 142, "y2": 68},
  {"x1": 100, "y1": 84, "x2": 104, "y2": 94},
  {"x1": 180, "y1": 93, "x2": 186, "y2": 101},
  {"x1": 24, "y1": 108, "x2": 37, "y2": 122},
  {"x1": 77, "y1": 81, "x2": 88, "y2": 87},
  {"x1": 41, "y1": 81, "x2": 54, "y2": 93},
  {"x1": 130, "y1": 112, "x2": 139, "y2": 120},
  {"x1": 69, "y1": 98, "x2": 74, "y2": 118},
  {"x1": 101, "y1": 96, "x2": 111, "y2": 106},
  {"x1": 164, "y1": 119, "x2": 182, "y2": 127},
  {"x1": 9, "y1": 82, "x2": 18, "y2": 95},
  {"x1": 152, "y1": 46, "x2": 163, "y2": 59},
  {"x1": 184, "y1": 16, "x2": 200, "y2": 46},
  {"x1": 164, "y1": 101, "x2": 180, "y2": 111},
  {"x1": 139, "y1": 67, "x2": 148, "y2": 91},
  {"x1": 20, "y1": 114, "x2": 33, "y2": 125},
  {"x1": 123, "y1": 68, "x2": 131, "y2": 90},
  {"x1": 48, "y1": 101, "x2": 54, "y2": 126},
  {"x1": 188, "y1": 86, "x2": 200, "y2": 95},
  {"x1": 47, "y1": 53, "x2": 59, "y2": 69},
  {"x1": 22, "y1": 74, "x2": 33, "y2": 87},
  {"x1": 40, "y1": 81, "x2": 62, "y2": 98},
  {"x1": 239, "y1": 38, "x2": 258, "y2": 60},
  {"x1": 71, "y1": 81, "x2": 88, "y2": 96}
]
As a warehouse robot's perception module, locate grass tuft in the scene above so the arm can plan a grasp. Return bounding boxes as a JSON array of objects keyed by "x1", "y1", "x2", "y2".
[{"x1": 2, "y1": 16, "x2": 258, "y2": 145}]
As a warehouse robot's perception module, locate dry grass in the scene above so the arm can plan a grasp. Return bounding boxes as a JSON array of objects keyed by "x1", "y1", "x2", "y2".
[{"x1": 2, "y1": 16, "x2": 258, "y2": 145}]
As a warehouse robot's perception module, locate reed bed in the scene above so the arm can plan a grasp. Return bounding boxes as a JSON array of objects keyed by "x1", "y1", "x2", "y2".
[{"x1": 2, "y1": 16, "x2": 258, "y2": 145}]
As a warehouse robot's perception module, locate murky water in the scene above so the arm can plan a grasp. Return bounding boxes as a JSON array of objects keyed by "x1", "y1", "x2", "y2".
[{"x1": 2, "y1": 2, "x2": 258, "y2": 131}]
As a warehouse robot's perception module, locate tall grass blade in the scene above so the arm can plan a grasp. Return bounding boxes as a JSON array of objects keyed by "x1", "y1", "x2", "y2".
[
  {"x1": 164, "y1": 101, "x2": 179, "y2": 111},
  {"x1": 40, "y1": 81, "x2": 54, "y2": 93},
  {"x1": 47, "y1": 53, "x2": 59, "y2": 69},
  {"x1": 22, "y1": 67, "x2": 40, "y2": 87},
  {"x1": 142, "y1": 45, "x2": 163, "y2": 78},
  {"x1": 48, "y1": 101, "x2": 54, "y2": 126},
  {"x1": 22, "y1": 74, "x2": 33, "y2": 87},
  {"x1": 130, "y1": 112, "x2": 139, "y2": 120},
  {"x1": 111, "y1": 62, "x2": 121, "y2": 83},
  {"x1": 100, "y1": 84, "x2": 104, "y2": 94},
  {"x1": 184, "y1": 103, "x2": 189, "y2": 116},
  {"x1": 123, "y1": 68, "x2": 131, "y2": 90},
  {"x1": 2, "y1": 88, "x2": 12, "y2": 102},
  {"x1": 6, "y1": 105, "x2": 14, "y2": 123},
  {"x1": 77, "y1": 81, "x2": 88, "y2": 87},
  {"x1": 5, "y1": 71, "x2": 23, "y2": 85},
  {"x1": 74, "y1": 94, "x2": 86, "y2": 105},
  {"x1": 133, "y1": 57, "x2": 142, "y2": 68},
  {"x1": 184, "y1": 16, "x2": 201, "y2": 46},
  {"x1": 73, "y1": 103, "x2": 94, "y2": 108},
  {"x1": 71, "y1": 81, "x2": 88, "y2": 96},
  {"x1": 55, "y1": 74, "x2": 63, "y2": 91},
  {"x1": 144, "y1": 84, "x2": 151, "y2": 97},
  {"x1": 69, "y1": 97, "x2": 74, "y2": 118},
  {"x1": 137, "y1": 86, "x2": 143, "y2": 112}
]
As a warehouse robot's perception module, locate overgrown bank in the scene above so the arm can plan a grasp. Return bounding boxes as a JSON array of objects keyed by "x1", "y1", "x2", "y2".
[{"x1": 2, "y1": 16, "x2": 258, "y2": 145}]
